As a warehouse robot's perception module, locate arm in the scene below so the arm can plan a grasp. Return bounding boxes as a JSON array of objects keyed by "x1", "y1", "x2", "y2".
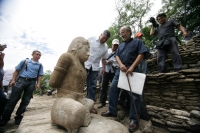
[
  {"x1": 150, "y1": 26, "x2": 155, "y2": 36},
  {"x1": 9, "y1": 70, "x2": 19, "y2": 86},
  {"x1": 126, "y1": 53, "x2": 144, "y2": 76},
  {"x1": 101, "y1": 59, "x2": 106, "y2": 74},
  {"x1": 36, "y1": 75, "x2": 43, "y2": 90},
  {"x1": 49, "y1": 53, "x2": 71, "y2": 88},
  {"x1": 116, "y1": 56, "x2": 127, "y2": 72},
  {"x1": 177, "y1": 25, "x2": 187, "y2": 38}
]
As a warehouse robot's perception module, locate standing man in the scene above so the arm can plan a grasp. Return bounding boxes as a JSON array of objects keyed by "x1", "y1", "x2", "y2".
[
  {"x1": 150, "y1": 13, "x2": 187, "y2": 73},
  {"x1": 0, "y1": 50, "x2": 43, "y2": 126},
  {"x1": 101, "y1": 26, "x2": 147, "y2": 132},
  {"x1": 98, "y1": 39, "x2": 119, "y2": 108},
  {"x1": 85, "y1": 30, "x2": 110, "y2": 114}
]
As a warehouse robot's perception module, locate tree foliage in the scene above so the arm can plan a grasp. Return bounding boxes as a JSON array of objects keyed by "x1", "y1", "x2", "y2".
[
  {"x1": 159, "y1": 0, "x2": 200, "y2": 33},
  {"x1": 40, "y1": 70, "x2": 52, "y2": 89},
  {"x1": 106, "y1": 0, "x2": 153, "y2": 46}
]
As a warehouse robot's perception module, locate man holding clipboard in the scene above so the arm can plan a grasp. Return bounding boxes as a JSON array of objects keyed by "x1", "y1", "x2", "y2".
[{"x1": 101, "y1": 26, "x2": 147, "y2": 132}]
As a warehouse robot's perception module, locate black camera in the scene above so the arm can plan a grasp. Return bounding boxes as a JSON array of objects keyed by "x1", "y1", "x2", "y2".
[{"x1": 149, "y1": 17, "x2": 159, "y2": 28}]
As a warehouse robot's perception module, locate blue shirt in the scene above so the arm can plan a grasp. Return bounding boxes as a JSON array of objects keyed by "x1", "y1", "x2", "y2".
[
  {"x1": 16, "y1": 59, "x2": 44, "y2": 78},
  {"x1": 116, "y1": 38, "x2": 147, "y2": 64}
]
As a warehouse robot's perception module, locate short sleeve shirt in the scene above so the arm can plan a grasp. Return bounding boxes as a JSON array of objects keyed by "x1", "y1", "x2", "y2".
[
  {"x1": 84, "y1": 36, "x2": 108, "y2": 71},
  {"x1": 155, "y1": 20, "x2": 180, "y2": 39},
  {"x1": 16, "y1": 59, "x2": 44, "y2": 78},
  {"x1": 116, "y1": 38, "x2": 147, "y2": 64}
]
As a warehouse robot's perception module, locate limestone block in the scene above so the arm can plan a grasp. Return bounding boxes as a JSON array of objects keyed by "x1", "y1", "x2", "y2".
[
  {"x1": 170, "y1": 109, "x2": 190, "y2": 117},
  {"x1": 190, "y1": 110, "x2": 200, "y2": 118},
  {"x1": 167, "y1": 128, "x2": 187, "y2": 133},
  {"x1": 166, "y1": 121, "x2": 183, "y2": 127},
  {"x1": 150, "y1": 118, "x2": 166, "y2": 125},
  {"x1": 174, "y1": 115, "x2": 190, "y2": 120},
  {"x1": 51, "y1": 98, "x2": 91, "y2": 133}
]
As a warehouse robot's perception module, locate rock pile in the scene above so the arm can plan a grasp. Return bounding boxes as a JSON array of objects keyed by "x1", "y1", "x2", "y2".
[{"x1": 144, "y1": 35, "x2": 200, "y2": 132}]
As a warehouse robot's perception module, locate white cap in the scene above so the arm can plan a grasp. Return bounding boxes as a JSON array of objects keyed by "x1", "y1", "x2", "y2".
[{"x1": 112, "y1": 39, "x2": 119, "y2": 45}]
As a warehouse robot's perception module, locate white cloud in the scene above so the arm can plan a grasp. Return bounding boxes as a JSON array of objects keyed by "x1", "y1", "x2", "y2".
[{"x1": 0, "y1": 0, "x2": 161, "y2": 72}]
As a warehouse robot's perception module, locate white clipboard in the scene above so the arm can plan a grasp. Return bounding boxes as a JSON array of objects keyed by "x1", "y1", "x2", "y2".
[{"x1": 117, "y1": 70, "x2": 146, "y2": 95}]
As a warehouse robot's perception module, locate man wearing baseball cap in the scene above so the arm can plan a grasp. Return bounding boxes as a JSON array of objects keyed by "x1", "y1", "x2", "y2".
[{"x1": 98, "y1": 39, "x2": 119, "y2": 108}]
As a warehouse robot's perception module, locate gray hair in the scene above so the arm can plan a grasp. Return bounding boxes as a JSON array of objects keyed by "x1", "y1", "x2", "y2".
[
  {"x1": 121, "y1": 26, "x2": 132, "y2": 35},
  {"x1": 102, "y1": 30, "x2": 111, "y2": 38}
]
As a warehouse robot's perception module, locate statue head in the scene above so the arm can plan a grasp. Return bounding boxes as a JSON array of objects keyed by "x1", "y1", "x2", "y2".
[{"x1": 67, "y1": 37, "x2": 90, "y2": 62}]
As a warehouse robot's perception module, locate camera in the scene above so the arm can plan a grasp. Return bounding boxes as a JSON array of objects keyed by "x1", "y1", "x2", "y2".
[{"x1": 149, "y1": 17, "x2": 159, "y2": 28}]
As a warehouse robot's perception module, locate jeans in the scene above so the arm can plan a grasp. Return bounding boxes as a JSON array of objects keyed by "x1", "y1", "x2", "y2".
[
  {"x1": 86, "y1": 68, "x2": 98, "y2": 101},
  {"x1": 108, "y1": 68, "x2": 141, "y2": 122},
  {"x1": 157, "y1": 37, "x2": 182, "y2": 72},
  {"x1": 138, "y1": 59, "x2": 147, "y2": 74},
  {"x1": 99, "y1": 71, "x2": 115, "y2": 104},
  {"x1": 0, "y1": 89, "x2": 7, "y2": 118},
  {"x1": 2, "y1": 78, "x2": 36, "y2": 121}
]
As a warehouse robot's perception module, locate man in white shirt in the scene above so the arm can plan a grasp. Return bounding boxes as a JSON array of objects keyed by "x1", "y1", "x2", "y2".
[
  {"x1": 3, "y1": 68, "x2": 15, "y2": 93},
  {"x1": 98, "y1": 39, "x2": 119, "y2": 108},
  {"x1": 84, "y1": 30, "x2": 110, "y2": 114}
]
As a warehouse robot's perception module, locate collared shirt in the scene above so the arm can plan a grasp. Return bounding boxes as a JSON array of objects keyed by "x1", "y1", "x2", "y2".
[
  {"x1": 105, "y1": 48, "x2": 118, "y2": 73},
  {"x1": 84, "y1": 36, "x2": 108, "y2": 71},
  {"x1": 116, "y1": 38, "x2": 147, "y2": 65},
  {"x1": 16, "y1": 59, "x2": 44, "y2": 78},
  {"x1": 2, "y1": 68, "x2": 15, "y2": 86}
]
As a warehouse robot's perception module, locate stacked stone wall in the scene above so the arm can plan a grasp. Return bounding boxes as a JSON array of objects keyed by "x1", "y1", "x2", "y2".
[{"x1": 144, "y1": 35, "x2": 200, "y2": 132}]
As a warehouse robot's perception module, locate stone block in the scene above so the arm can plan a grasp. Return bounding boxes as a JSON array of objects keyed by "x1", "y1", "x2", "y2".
[
  {"x1": 170, "y1": 109, "x2": 190, "y2": 117},
  {"x1": 190, "y1": 110, "x2": 200, "y2": 119}
]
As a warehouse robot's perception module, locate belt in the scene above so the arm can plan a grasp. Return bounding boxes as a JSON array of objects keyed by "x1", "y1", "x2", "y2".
[{"x1": 19, "y1": 76, "x2": 37, "y2": 81}]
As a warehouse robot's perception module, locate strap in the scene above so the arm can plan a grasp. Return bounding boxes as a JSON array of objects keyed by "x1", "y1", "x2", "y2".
[
  {"x1": 37, "y1": 63, "x2": 42, "y2": 78},
  {"x1": 106, "y1": 52, "x2": 116, "y2": 60},
  {"x1": 16, "y1": 58, "x2": 29, "y2": 81},
  {"x1": 126, "y1": 75, "x2": 140, "y2": 124}
]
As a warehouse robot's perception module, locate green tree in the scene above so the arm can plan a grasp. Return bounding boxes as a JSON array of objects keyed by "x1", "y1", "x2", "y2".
[
  {"x1": 159, "y1": 0, "x2": 200, "y2": 33},
  {"x1": 107, "y1": 0, "x2": 153, "y2": 46},
  {"x1": 35, "y1": 70, "x2": 52, "y2": 94}
]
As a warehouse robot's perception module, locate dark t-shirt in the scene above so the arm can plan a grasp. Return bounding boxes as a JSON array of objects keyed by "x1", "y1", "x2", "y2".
[
  {"x1": 115, "y1": 38, "x2": 147, "y2": 64},
  {"x1": 155, "y1": 20, "x2": 180, "y2": 39}
]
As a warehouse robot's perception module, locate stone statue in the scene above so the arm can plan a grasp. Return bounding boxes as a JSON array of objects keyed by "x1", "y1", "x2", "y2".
[{"x1": 49, "y1": 37, "x2": 94, "y2": 133}]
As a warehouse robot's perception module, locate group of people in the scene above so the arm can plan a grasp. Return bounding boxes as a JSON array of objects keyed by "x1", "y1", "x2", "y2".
[
  {"x1": 0, "y1": 12, "x2": 189, "y2": 132},
  {"x1": 0, "y1": 49, "x2": 44, "y2": 127},
  {"x1": 85, "y1": 13, "x2": 188, "y2": 132}
]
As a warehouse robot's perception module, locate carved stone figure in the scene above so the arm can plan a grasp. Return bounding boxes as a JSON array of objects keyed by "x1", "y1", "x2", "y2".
[
  {"x1": 49, "y1": 37, "x2": 94, "y2": 133},
  {"x1": 49, "y1": 36, "x2": 90, "y2": 98},
  {"x1": 51, "y1": 98, "x2": 91, "y2": 133}
]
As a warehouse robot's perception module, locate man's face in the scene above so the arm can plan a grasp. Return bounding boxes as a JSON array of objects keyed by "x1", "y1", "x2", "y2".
[
  {"x1": 112, "y1": 44, "x2": 118, "y2": 52},
  {"x1": 32, "y1": 52, "x2": 41, "y2": 60},
  {"x1": 99, "y1": 34, "x2": 109, "y2": 44},
  {"x1": 120, "y1": 28, "x2": 131, "y2": 42},
  {"x1": 157, "y1": 16, "x2": 166, "y2": 24}
]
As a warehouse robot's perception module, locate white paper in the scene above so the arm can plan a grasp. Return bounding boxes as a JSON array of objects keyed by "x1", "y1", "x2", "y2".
[{"x1": 117, "y1": 71, "x2": 146, "y2": 95}]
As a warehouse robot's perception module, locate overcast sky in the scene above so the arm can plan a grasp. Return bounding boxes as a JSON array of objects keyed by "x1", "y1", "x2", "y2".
[{"x1": 0, "y1": 0, "x2": 161, "y2": 72}]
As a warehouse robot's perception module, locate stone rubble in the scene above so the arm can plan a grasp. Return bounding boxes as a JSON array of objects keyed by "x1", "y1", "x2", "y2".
[{"x1": 144, "y1": 35, "x2": 200, "y2": 132}]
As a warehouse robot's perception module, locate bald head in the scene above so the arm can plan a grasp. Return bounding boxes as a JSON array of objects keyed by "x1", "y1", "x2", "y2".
[{"x1": 120, "y1": 26, "x2": 132, "y2": 42}]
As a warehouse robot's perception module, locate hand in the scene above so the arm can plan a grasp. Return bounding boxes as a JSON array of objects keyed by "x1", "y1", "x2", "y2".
[
  {"x1": 126, "y1": 67, "x2": 134, "y2": 76},
  {"x1": 9, "y1": 80, "x2": 16, "y2": 87},
  {"x1": 101, "y1": 67, "x2": 105, "y2": 74},
  {"x1": 183, "y1": 32, "x2": 187, "y2": 38},
  {"x1": 0, "y1": 44, "x2": 6, "y2": 51},
  {"x1": 36, "y1": 84, "x2": 40, "y2": 90},
  {"x1": 108, "y1": 60, "x2": 113, "y2": 64},
  {"x1": 120, "y1": 64, "x2": 127, "y2": 72}
]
